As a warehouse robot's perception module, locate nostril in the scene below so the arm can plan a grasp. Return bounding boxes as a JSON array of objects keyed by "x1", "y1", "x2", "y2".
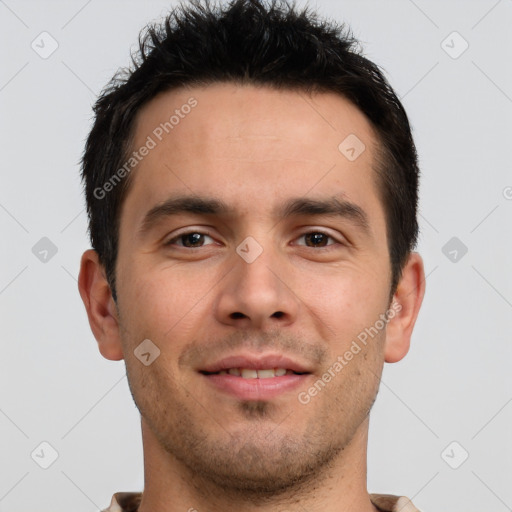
[{"x1": 230, "y1": 311, "x2": 284, "y2": 319}]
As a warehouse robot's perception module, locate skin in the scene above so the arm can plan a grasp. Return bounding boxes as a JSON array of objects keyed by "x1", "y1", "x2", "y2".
[{"x1": 79, "y1": 83, "x2": 425, "y2": 512}]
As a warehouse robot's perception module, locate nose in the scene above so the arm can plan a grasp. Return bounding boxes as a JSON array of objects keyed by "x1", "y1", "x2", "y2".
[{"x1": 213, "y1": 239, "x2": 300, "y2": 330}]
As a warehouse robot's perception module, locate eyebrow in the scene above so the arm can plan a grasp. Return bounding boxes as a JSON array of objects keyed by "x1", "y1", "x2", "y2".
[{"x1": 138, "y1": 194, "x2": 371, "y2": 236}]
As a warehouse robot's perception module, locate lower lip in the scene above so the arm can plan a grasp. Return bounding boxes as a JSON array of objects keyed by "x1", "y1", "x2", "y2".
[{"x1": 201, "y1": 373, "x2": 310, "y2": 400}]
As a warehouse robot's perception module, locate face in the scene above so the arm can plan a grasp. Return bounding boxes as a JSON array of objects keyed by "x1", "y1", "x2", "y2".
[{"x1": 101, "y1": 83, "x2": 401, "y2": 494}]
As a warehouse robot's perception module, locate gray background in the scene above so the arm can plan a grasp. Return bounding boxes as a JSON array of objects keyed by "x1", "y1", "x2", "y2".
[{"x1": 1, "y1": 0, "x2": 511, "y2": 511}]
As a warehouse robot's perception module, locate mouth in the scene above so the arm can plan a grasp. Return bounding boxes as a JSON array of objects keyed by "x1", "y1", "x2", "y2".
[
  {"x1": 201, "y1": 368, "x2": 306, "y2": 378},
  {"x1": 198, "y1": 354, "x2": 313, "y2": 400}
]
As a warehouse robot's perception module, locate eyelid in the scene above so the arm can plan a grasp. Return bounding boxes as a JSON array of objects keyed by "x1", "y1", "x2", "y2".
[
  {"x1": 292, "y1": 227, "x2": 346, "y2": 247},
  {"x1": 164, "y1": 228, "x2": 216, "y2": 247},
  {"x1": 164, "y1": 227, "x2": 346, "y2": 248}
]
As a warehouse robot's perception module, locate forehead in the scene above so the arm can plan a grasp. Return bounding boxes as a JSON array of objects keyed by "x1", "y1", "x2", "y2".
[
  {"x1": 122, "y1": 82, "x2": 384, "y2": 230},
  {"x1": 133, "y1": 82, "x2": 376, "y2": 161}
]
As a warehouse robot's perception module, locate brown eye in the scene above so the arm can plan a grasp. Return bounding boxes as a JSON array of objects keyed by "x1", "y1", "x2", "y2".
[
  {"x1": 296, "y1": 231, "x2": 338, "y2": 248},
  {"x1": 165, "y1": 231, "x2": 215, "y2": 248},
  {"x1": 303, "y1": 232, "x2": 330, "y2": 247}
]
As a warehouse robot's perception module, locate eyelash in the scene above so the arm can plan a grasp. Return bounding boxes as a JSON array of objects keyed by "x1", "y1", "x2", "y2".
[{"x1": 164, "y1": 230, "x2": 343, "y2": 250}]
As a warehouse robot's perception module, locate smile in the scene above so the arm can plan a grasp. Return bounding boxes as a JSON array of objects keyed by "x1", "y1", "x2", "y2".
[{"x1": 203, "y1": 367, "x2": 304, "y2": 378}]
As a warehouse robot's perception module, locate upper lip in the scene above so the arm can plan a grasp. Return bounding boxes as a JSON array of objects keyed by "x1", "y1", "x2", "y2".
[{"x1": 199, "y1": 353, "x2": 312, "y2": 374}]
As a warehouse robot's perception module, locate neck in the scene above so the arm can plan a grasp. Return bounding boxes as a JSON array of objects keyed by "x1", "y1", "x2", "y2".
[{"x1": 137, "y1": 415, "x2": 379, "y2": 512}]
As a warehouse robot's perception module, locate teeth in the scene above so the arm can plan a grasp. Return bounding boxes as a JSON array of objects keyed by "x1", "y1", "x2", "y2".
[
  {"x1": 257, "y1": 369, "x2": 275, "y2": 379},
  {"x1": 241, "y1": 369, "x2": 258, "y2": 379},
  {"x1": 218, "y1": 368, "x2": 291, "y2": 378}
]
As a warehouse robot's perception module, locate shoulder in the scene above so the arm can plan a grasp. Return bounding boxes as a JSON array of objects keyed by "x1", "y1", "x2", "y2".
[
  {"x1": 102, "y1": 491, "x2": 420, "y2": 512},
  {"x1": 101, "y1": 492, "x2": 142, "y2": 512},
  {"x1": 370, "y1": 493, "x2": 421, "y2": 512}
]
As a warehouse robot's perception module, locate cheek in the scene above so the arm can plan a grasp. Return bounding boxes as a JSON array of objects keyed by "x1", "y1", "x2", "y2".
[
  {"x1": 317, "y1": 263, "x2": 388, "y2": 309},
  {"x1": 308, "y1": 267, "x2": 389, "y2": 350},
  {"x1": 117, "y1": 262, "x2": 211, "y2": 343}
]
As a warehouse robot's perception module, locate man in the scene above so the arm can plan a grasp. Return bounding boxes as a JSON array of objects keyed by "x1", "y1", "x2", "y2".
[{"x1": 78, "y1": 0, "x2": 426, "y2": 510}]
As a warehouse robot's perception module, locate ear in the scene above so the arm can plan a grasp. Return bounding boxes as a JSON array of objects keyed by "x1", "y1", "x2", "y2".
[
  {"x1": 78, "y1": 249, "x2": 124, "y2": 361},
  {"x1": 384, "y1": 252, "x2": 425, "y2": 363}
]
